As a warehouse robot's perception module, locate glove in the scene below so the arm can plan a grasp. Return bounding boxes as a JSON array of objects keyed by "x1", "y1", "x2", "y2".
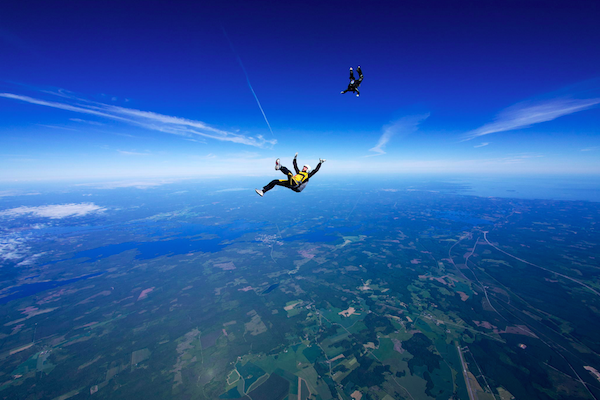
[
  {"x1": 294, "y1": 152, "x2": 298, "y2": 159},
  {"x1": 319, "y1": 158, "x2": 326, "y2": 163}
]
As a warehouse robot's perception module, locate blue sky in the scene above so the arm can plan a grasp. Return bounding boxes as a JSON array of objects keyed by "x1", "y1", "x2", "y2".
[{"x1": 1, "y1": 0, "x2": 599, "y2": 181}]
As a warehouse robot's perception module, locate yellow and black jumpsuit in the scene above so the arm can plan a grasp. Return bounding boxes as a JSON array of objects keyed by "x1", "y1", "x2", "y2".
[{"x1": 262, "y1": 158, "x2": 322, "y2": 194}]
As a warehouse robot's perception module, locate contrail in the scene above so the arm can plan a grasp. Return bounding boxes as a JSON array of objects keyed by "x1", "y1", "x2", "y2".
[{"x1": 221, "y1": 27, "x2": 275, "y2": 138}]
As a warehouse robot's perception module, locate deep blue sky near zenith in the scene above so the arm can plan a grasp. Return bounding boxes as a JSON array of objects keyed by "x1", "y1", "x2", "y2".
[{"x1": 1, "y1": 0, "x2": 599, "y2": 181}]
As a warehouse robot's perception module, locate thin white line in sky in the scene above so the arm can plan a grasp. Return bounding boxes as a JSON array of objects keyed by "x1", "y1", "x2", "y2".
[{"x1": 222, "y1": 26, "x2": 275, "y2": 138}]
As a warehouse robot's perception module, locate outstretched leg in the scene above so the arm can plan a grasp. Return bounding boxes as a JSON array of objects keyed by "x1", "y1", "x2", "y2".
[
  {"x1": 356, "y1": 66, "x2": 363, "y2": 86},
  {"x1": 349, "y1": 67, "x2": 355, "y2": 81},
  {"x1": 258, "y1": 162, "x2": 296, "y2": 196},
  {"x1": 263, "y1": 179, "x2": 293, "y2": 194},
  {"x1": 279, "y1": 166, "x2": 293, "y2": 176}
]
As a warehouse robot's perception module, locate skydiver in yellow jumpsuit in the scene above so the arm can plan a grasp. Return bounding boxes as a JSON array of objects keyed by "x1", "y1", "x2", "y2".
[{"x1": 255, "y1": 153, "x2": 326, "y2": 196}]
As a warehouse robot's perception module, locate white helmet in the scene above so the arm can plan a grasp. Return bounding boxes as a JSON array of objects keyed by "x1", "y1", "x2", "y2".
[{"x1": 303, "y1": 164, "x2": 311, "y2": 172}]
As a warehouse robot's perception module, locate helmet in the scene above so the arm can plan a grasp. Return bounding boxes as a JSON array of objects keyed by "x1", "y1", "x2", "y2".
[
  {"x1": 303, "y1": 164, "x2": 311, "y2": 172},
  {"x1": 350, "y1": 80, "x2": 355, "y2": 84}
]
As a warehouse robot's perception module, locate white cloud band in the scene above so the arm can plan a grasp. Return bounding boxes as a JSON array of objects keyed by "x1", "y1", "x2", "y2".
[
  {"x1": 464, "y1": 98, "x2": 600, "y2": 141},
  {"x1": 368, "y1": 114, "x2": 430, "y2": 156},
  {"x1": 0, "y1": 92, "x2": 276, "y2": 148},
  {"x1": 0, "y1": 203, "x2": 106, "y2": 219}
]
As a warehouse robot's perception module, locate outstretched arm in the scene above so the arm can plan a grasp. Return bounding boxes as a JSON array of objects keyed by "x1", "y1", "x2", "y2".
[
  {"x1": 293, "y1": 153, "x2": 299, "y2": 173},
  {"x1": 308, "y1": 159, "x2": 325, "y2": 178}
]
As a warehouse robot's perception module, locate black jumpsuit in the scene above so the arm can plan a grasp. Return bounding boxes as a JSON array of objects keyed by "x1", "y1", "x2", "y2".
[
  {"x1": 263, "y1": 158, "x2": 322, "y2": 193},
  {"x1": 341, "y1": 66, "x2": 364, "y2": 95}
]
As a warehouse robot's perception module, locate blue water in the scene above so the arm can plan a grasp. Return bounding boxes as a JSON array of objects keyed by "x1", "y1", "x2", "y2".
[
  {"x1": 165, "y1": 221, "x2": 260, "y2": 239},
  {"x1": 75, "y1": 237, "x2": 224, "y2": 260},
  {"x1": 0, "y1": 272, "x2": 104, "y2": 305},
  {"x1": 263, "y1": 284, "x2": 279, "y2": 294},
  {"x1": 74, "y1": 220, "x2": 262, "y2": 261},
  {"x1": 34, "y1": 225, "x2": 112, "y2": 235}
]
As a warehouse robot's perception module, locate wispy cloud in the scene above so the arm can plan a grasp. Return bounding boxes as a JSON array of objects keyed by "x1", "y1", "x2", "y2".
[
  {"x1": 0, "y1": 91, "x2": 277, "y2": 148},
  {"x1": 331, "y1": 153, "x2": 557, "y2": 174},
  {"x1": 367, "y1": 114, "x2": 429, "y2": 156},
  {"x1": 500, "y1": 153, "x2": 544, "y2": 164},
  {"x1": 37, "y1": 124, "x2": 79, "y2": 131},
  {"x1": 184, "y1": 138, "x2": 207, "y2": 144},
  {"x1": 464, "y1": 98, "x2": 600, "y2": 141},
  {"x1": 117, "y1": 150, "x2": 151, "y2": 156},
  {"x1": 474, "y1": 142, "x2": 489, "y2": 148},
  {"x1": 214, "y1": 188, "x2": 248, "y2": 193},
  {"x1": 75, "y1": 180, "x2": 177, "y2": 189},
  {"x1": 0, "y1": 191, "x2": 40, "y2": 198},
  {"x1": 0, "y1": 233, "x2": 30, "y2": 263},
  {"x1": 0, "y1": 229, "x2": 47, "y2": 266},
  {"x1": 0, "y1": 203, "x2": 106, "y2": 219},
  {"x1": 188, "y1": 153, "x2": 218, "y2": 160},
  {"x1": 111, "y1": 132, "x2": 141, "y2": 139},
  {"x1": 70, "y1": 118, "x2": 105, "y2": 126},
  {"x1": 581, "y1": 147, "x2": 597, "y2": 152}
]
